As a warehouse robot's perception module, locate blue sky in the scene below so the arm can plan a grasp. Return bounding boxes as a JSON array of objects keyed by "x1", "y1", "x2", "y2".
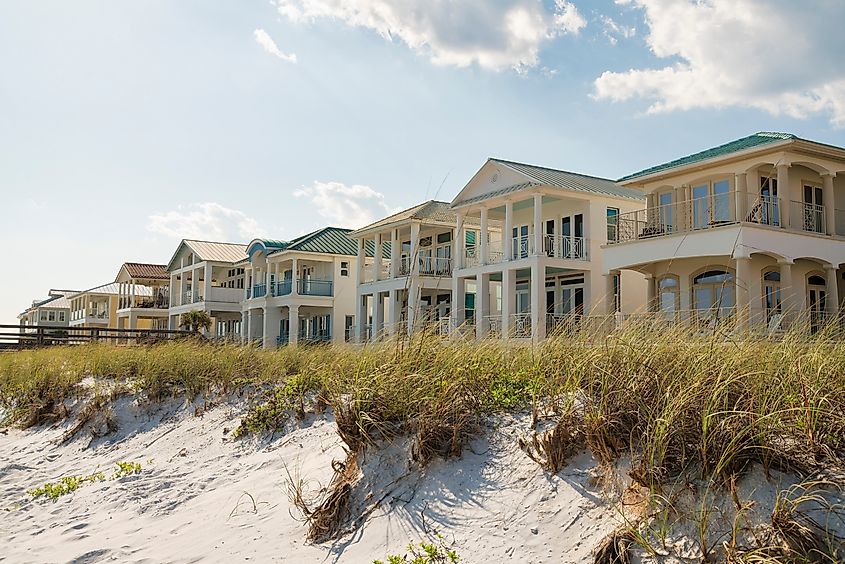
[{"x1": 2, "y1": 0, "x2": 845, "y2": 324}]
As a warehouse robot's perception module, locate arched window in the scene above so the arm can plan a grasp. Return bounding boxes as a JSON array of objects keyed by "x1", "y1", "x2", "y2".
[
  {"x1": 657, "y1": 275, "x2": 680, "y2": 319},
  {"x1": 692, "y1": 269, "x2": 735, "y2": 314},
  {"x1": 762, "y1": 269, "x2": 781, "y2": 321}
]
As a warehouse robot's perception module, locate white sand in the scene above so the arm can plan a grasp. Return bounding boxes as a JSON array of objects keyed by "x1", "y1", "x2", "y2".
[{"x1": 1, "y1": 396, "x2": 841, "y2": 563}]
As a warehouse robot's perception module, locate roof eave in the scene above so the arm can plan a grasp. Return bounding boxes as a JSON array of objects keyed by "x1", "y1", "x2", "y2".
[{"x1": 618, "y1": 138, "x2": 797, "y2": 185}]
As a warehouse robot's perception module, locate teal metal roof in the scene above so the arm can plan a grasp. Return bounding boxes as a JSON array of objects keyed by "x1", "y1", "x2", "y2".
[
  {"x1": 490, "y1": 159, "x2": 645, "y2": 201},
  {"x1": 619, "y1": 132, "x2": 797, "y2": 182}
]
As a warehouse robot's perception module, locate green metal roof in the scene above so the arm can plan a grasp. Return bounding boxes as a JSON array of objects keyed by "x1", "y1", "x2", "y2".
[
  {"x1": 352, "y1": 200, "x2": 479, "y2": 235},
  {"x1": 619, "y1": 132, "x2": 797, "y2": 182},
  {"x1": 489, "y1": 159, "x2": 645, "y2": 201}
]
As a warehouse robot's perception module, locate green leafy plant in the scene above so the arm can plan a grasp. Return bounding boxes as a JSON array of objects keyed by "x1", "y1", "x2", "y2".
[
  {"x1": 374, "y1": 536, "x2": 460, "y2": 564},
  {"x1": 112, "y1": 461, "x2": 142, "y2": 479},
  {"x1": 28, "y1": 461, "x2": 142, "y2": 501}
]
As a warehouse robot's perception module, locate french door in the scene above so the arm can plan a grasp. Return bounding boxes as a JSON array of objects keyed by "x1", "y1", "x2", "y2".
[
  {"x1": 561, "y1": 214, "x2": 584, "y2": 259},
  {"x1": 803, "y1": 184, "x2": 824, "y2": 233},
  {"x1": 760, "y1": 177, "x2": 779, "y2": 226},
  {"x1": 512, "y1": 225, "x2": 530, "y2": 259}
]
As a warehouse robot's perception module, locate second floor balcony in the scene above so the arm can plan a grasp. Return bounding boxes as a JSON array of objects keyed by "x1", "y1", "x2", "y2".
[
  {"x1": 609, "y1": 191, "x2": 842, "y2": 245},
  {"x1": 250, "y1": 279, "x2": 334, "y2": 299},
  {"x1": 462, "y1": 235, "x2": 589, "y2": 268}
]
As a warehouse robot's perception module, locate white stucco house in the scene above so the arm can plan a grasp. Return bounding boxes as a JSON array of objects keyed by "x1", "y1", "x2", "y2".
[
  {"x1": 350, "y1": 200, "x2": 481, "y2": 340},
  {"x1": 18, "y1": 289, "x2": 77, "y2": 331},
  {"x1": 603, "y1": 132, "x2": 845, "y2": 333},
  {"x1": 115, "y1": 263, "x2": 170, "y2": 330},
  {"x1": 448, "y1": 158, "x2": 648, "y2": 342},
  {"x1": 165, "y1": 239, "x2": 248, "y2": 338},
  {"x1": 240, "y1": 227, "x2": 361, "y2": 348}
]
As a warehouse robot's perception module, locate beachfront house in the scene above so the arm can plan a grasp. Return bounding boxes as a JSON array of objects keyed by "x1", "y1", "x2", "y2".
[
  {"x1": 240, "y1": 227, "x2": 359, "y2": 348},
  {"x1": 68, "y1": 283, "x2": 120, "y2": 328},
  {"x1": 603, "y1": 132, "x2": 845, "y2": 333},
  {"x1": 17, "y1": 290, "x2": 76, "y2": 330},
  {"x1": 165, "y1": 239, "x2": 248, "y2": 338},
  {"x1": 449, "y1": 158, "x2": 648, "y2": 342},
  {"x1": 350, "y1": 201, "x2": 483, "y2": 340},
  {"x1": 115, "y1": 263, "x2": 170, "y2": 330}
]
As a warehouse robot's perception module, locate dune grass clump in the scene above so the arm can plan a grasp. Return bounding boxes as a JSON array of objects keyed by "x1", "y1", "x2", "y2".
[
  {"x1": 27, "y1": 461, "x2": 142, "y2": 501},
  {"x1": 374, "y1": 534, "x2": 461, "y2": 564}
]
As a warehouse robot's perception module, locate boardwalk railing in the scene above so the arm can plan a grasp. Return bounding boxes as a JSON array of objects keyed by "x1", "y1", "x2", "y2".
[{"x1": 0, "y1": 324, "x2": 198, "y2": 350}]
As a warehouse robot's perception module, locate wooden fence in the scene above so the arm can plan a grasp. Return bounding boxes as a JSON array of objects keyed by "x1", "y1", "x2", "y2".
[{"x1": 0, "y1": 324, "x2": 198, "y2": 350}]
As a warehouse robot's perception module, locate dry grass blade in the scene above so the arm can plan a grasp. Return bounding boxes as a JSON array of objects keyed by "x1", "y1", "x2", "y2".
[
  {"x1": 287, "y1": 451, "x2": 360, "y2": 544},
  {"x1": 412, "y1": 398, "x2": 481, "y2": 466},
  {"x1": 593, "y1": 526, "x2": 633, "y2": 564},
  {"x1": 519, "y1": 412, "x2": 585, "y2": 473}
]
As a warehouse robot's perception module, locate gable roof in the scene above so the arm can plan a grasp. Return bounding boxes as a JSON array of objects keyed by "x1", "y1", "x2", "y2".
[
  {"x1": 166, "y1": 239, "x2": 248, "y2": 271},
  {"x1": 75, "y1": 282, "x2": 122, "y2": 296},
  {"x1": 352, "y1": 201, "x2": 477, "y2": 236},
  {"x1": 269, "y1": 227, "x2": 359, "y2": 256},
  {"x1": 619, "y1": 132, "x2": 798, "y2": 182},
  {"x1": 122, "y1": 262, "x2": 169, "y2": 280},
  {"x1": 489, "y1": 158, "x2": 645, "y2": 201}
]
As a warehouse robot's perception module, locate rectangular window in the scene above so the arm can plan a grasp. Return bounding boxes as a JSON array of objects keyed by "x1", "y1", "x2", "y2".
[
  {"x1": 40, "y1": 311, "x2": 48, "y2": 321},
  {"x1": 436, "y1": 232, "x2": 452, "y2": 244},
  {"x1": 341, "y1": 261, "x2": 349, "y2": 277},
  {"x1": 48, "y1": 311, "x2": 56, "y2": 322},
  {"x1": 606, "y1": 207, "x2": 619, "y2": 242},
  {"x1": 58, "y1": 312, "x2": 66, "y2": 322}
]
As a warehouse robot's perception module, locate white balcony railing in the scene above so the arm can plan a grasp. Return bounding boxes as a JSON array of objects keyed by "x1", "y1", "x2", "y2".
[
  {"x1": 544, "y1": 235, "x2": 588, "y2": 260},
  {"x1": 790, "y1": 201, "x2": 825, "y2": 234}
]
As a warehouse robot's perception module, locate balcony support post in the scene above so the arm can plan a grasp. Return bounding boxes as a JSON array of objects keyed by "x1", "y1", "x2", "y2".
[
  {"x1": 288, "y1": 305, "x2": 299, "y2": 346},
  {"x1": 735, "y1": 173, "x2": 748, "y2": 222},
  {"x1": 475, "y1": 274, "x2": 490, "y2": 339},
  {"x1": 823, "y1": 173, "x2": 836, "y2": 235},
  {"x1": 531, "y1": 262, "x2": 545, "y2": 342},
  {"x1": 480, "y1": 207, "x2": 488, "y2": 265},
  {"x1": 291, "y1": 258, "x2": 299, "y2": 296},
  {"x1": 605, "y1": 270, "x2": 619, "y2": 315},
  {"x1": 204, "y1": 263, "x2": 212, "y2": 303},
  {"x1": 502, "y1": 268, "x2": 514, "y2": 339},
  {"x1": 825, "y1": 264, "x2": 840, "y2": 317},
  {"x1": 451, "y1": 276, "x2": 465, "y2": 337},
  {"x1": 374, "y1": 233, "x2": 384, "y2": 281},
  {"x1": 645, "y1": 274, "x2": 656, "y2": 313},
  {"x1": 504, "y1": 200, "x2": 513, "y2": 261},
  {"x1": 263, "y1": 306, "x2": 281, "y2": 349},
  {"x1": 777, "y1": 164, "x2": 791, "y2": 229},
  {"x1": 356, "y1": 293, "x2": 367, "y2": 343},
  {"x1": 533, "y1": 193, "x2": 543, "y2": 257},
  {"x1": 735, "y1": 255, "x2": 752, "y2": 332},
  {"x1": 454, "y1": 213, "x2": 465, "y2": 270},
  {"x1": 388, "y1": 289, "x2": 400, "y2": 336},
  {"x1": 389, "y1": 228, "x2": 399, "y2": 278}
]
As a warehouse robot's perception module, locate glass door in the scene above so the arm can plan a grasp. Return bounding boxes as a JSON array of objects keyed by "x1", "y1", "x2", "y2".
[
  {"x1": 545, "y1": 219, "x2": 556, "y2": 257},
  {"x1": 807, "y1": 275, "x2": 827, "y2": 333},
  {"x1": 658, "y1": 191, "x2": 673, "y2": 233},
  {"x1": 512, "y1": 225, "x2": 529, "y2": 259},
  {"x1": 760, "y1": 177, "x2": 779, "y2": 226},
  {"x1": 803, "y1": 184, "x2": 824, "y2": 233}
]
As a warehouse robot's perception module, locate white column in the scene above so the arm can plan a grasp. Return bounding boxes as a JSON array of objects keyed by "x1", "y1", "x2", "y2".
[
  {"x1": 356, "y1": 293, "x2": 367, "y2": 342},
  {"x1": 475, "y1": 274, "x2": 489, "y2": 338},
  {"x1": 825, "y1": 264, "x2": 840, "y2": 316},
  {"x1": 479, "y1": 207, "x2": 488, "y2": 265},
  {"x1": 533, "y1": 193, "x2": 543, "y2": 256},
  {"x1": 735, "y1": 256, "x2": 752, "y2": 331},
  {"x1": 777, "y1": 164, "x2": 791, "y2": 229},
  {"x1": 291, "y1": 258, "x2": 299, "y2": 296},
  {"x1": 645, "y1": 274, "x2": 656, "y2": 313},
  {"x1": 263, "y1": 306, "x2": 282, "y2": 349},
  {"x1": 410, "y1": 222, "x2": 420, "y2": 276},
  {"x1": 388, "y1": 289, "x2": 400, "y2": 336},
  {"x1": 779, "y1": 260, "x2": 795, "y2": 325},
  {"x1": 504, "y1": 200, "x2": 514, "y2": 261},
  {"x1": 530, "y1": 262, "x2": 545, "y2": 341},
  {"x1": 502, "y1": 268, "x2": 514, "y2": 339},
  {"x1": 374, "y1": 292, "x2": 385, "y2": 340},
  {"x1": 356, "y1": 238, "x2": 365, "y2": 288},
  {"x1": 407, "y1": 222, "x2": 421, "y2": 334},
  {"x1": 241, "y1": 311, "x2": 248, "y2": 343},
  {"x1": 374, "y1": 233, "x2": 384, "y2": 281},
  {"x1": 389, "y1": 229, "x2": 399, "y2": 278},
  {"x1": 289, "y1": 305, "x2": 299, "y2": 346},
  {"x1": 823, "y1": 173, "x2": 836, "y2": 235},
  {"x1": 605, "y1": 271, "x2": 618, "y2": 315},
  {"x1": 204, "y1": 263, "x2": 212, "y2": 303},
  {"x1": 451, "y1": 277, "x2": 465, "y2": 336},
  {"x1": 735, "y1": 173, "x2": 748, "y2": 222},
  {"x1": 454, "y1": 213, "x2": 465, "y2": 270}
]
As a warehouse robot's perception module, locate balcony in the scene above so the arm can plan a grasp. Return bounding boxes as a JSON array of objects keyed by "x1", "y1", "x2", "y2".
[
  {"x1": 118, "y1": 291, "x2": 169, "y2": 310},
  {"x1": 610, "y1": 191, "x2": 838, "y2": 245},
  {"x1": 251, "y1": 283, "x2": 267, "y2": 299},
  {"x1": 298, "y1": 279, "x2": 333, "y2": 297},
  {"x1": 419, "y1": 256, "x2": 452, "y2": 277},
  {"x1": 543, "y1": 235, "x2": 588, "y2": 261},
  {"x1": 273, "y1": 280, "x2": 292, "y2": 297}
]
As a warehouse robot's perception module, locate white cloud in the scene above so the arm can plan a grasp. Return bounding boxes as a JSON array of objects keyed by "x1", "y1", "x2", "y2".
[
  {"x1": 599, "y1": 15, "x2": 635, "y2": 45},
  {"x1": 593, "y1": 0, "x2": 845, "y2": 126},
  {"x1": 147, "y1": 203, "x2": 266, "y2": 242},
  {"x1": 273, "y1": 0, "x2": 585, "y2": 71},
  {"x1": 253, "y1": 28, "x2": 297, "y2": 63},
  {"x1": 293, "y1": 181, "x2": 399, "y2": 229}
]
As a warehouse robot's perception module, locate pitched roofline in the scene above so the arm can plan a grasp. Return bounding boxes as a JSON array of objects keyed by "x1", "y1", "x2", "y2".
[
  {"x1": 166, "y1": 239, "x2": 249, "y2": 271},
  {"x1": 613, "y1": 132, "x2": 845, "y2": 184},
  {"x1": 491, "y1": 157, "x2": 616, "y2": 184},
  {"x1": 350, "y1": 201, "x2": 451, "y2": 237},
  {"x1": 271, "y1": 226, "x2": 355, "y2": 256}
]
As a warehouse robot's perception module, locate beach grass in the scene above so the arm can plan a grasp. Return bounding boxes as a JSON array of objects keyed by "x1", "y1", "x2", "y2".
[{"x1": 2, "y1": 327, "x2": 844, "y2": 558}]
